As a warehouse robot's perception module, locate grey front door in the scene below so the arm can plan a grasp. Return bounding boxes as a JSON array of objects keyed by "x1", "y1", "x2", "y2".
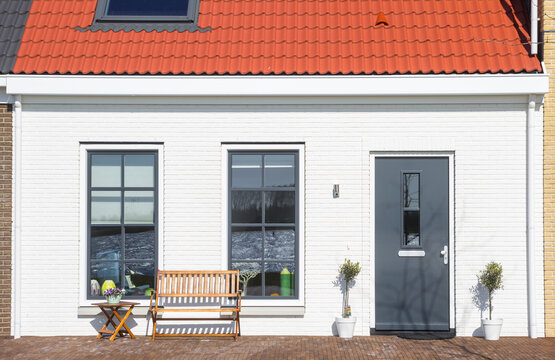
[{"x1": 375, "y1": 157, "x2": 449, "y2": 331}]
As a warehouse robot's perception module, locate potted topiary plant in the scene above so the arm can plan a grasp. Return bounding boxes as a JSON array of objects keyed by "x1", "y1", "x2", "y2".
[
  {"x1": 335, "y1": 259, "x2": 361, "y2": 339},
  {"x1": 477, "y1": 261, "x2": 504, "y2": 340}
]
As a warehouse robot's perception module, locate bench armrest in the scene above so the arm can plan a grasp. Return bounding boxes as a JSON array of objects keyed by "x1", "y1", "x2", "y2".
[{"x1": 149, "y1": 290, "x2": 157, "y2": 311}]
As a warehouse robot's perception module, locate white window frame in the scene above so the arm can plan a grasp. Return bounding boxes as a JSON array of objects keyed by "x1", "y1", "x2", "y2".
[
  {"x1": 79, "y1": 143, "x2": 164, "y2": 306},
  {"x1": 222, "y1": 144, "x2": 305, "y2": 307}
]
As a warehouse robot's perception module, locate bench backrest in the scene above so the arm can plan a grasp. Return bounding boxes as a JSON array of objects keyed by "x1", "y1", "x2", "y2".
[{"x1": 156, "y1": 270, "x2": 240, "y2": 297}]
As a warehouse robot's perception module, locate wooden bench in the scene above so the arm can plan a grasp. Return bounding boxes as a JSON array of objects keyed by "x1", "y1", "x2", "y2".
[{"x1": 149, "y1": 270, "x2": 241, "y2": 340}]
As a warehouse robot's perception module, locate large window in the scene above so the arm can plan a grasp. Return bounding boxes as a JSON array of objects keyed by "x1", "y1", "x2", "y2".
[
  {"x1": 229, "y1": 152, "x2": 298, "y2": 298},
  {"x1": 88, "y1": 151, "x2": 158, "y2": 299}
]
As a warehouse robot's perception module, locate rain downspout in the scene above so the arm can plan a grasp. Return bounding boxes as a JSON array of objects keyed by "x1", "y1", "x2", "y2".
[
  {"x1": 527, "y1": 95, "x2": 537, "y2": 338},
  {"x1": 13, "y1": 95, "x2": 21, "y2": 339},
  {"x1": 531, "y1": 0, "x2": 538, "y2": 55}
]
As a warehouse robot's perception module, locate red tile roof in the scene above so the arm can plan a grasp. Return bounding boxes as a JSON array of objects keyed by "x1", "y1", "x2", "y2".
[{"x1": 13, "y1": 0, "x2": 542, "y2": 75}]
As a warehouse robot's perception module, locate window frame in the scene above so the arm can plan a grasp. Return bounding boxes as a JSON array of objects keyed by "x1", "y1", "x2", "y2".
[
  {"x1": 80, "y1": 144, "x2": 164, "y2": 306},
  {"x1": 94, "y1": 0, "x2": 200, "y2": 23},
  {"x1": 222, "y1": 144, "x2": 305, "y2": 307},
  {"x1": 228, "y1": 151, "x2": 299, "y2": 300}
]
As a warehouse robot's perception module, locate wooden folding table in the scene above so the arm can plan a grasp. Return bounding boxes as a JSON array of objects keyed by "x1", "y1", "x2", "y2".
[{"x1": 93, "y1": 301, "x2": 140, "y2": 341}]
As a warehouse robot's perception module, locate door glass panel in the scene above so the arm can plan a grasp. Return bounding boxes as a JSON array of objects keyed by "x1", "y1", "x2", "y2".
[
  {"x1": 91, "y1": 191, "x2": 121, "y2": 224},
  {"x1": 403, "y1": 173, "x2": 420, "y2": 208},
  {"x1": 231, "y1": 227, "x2": 262, "y2": 260},
  {"x1": 264, "y1": 227, "x2": 295, "y2": 260},
  {"x1": 91, "y1": 155, "x2": 121, "y2": 188},
  {"x1": 403, "y1": 211, "x2": 420, "y2": 247},
  {"x1": 125, "y1": 226, "x2": 155, "y2": 260},
  {"x1": 231, "y1": 191, "x2": 262, "y2": 223},
  {"x1": 91, "y1": 227, "x2": 121, "y2": 260},
  {"x1": 264, "y1": 262, "x2": 295, "y2": 297},
  {"x1": 232, "y1": 262, "x2": 262, "y2": 297},
  {"x1": 124, "y1": 155, "x2": 155, "y2": 188},
  {"x1": 265, "y1": 191, "x2": 295, "y2": 223},
  {"x1": 264, "y1": 155, "x2": 295, "y2": 187},
  {"x1": 124, "y1": 191, "x2": 154, "y2": 224},
  {"x1": 232, "y1": 155, "x2": 262, "y2": 188}
]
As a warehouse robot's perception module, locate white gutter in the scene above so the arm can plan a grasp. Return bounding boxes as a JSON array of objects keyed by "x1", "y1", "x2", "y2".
[
  {"x1": 531, "y1": 0, "x2": 538, "y2": 55},
  {"x1": 5, "y1": 74, "x2": 549, "y2": 97},
  {"x1": 13, "y1": 96, "x2": 21, "y2": 339}
]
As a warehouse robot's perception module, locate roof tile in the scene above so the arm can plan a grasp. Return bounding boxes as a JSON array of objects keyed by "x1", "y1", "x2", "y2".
[{"x1": 13, "y1": 0, "x2": 542, "y2": 75}]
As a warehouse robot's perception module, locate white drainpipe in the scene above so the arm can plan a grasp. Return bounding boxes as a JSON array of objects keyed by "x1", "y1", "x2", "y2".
[
  {"x1": 531, "y1": 0, "x2": 538, "y2": 55},
  {"x1": 527, "y1": 95, "x2": 537, "y2": 338},
  {"x1": 13, "y1": 95, "x2": 22, "y2": 339}
]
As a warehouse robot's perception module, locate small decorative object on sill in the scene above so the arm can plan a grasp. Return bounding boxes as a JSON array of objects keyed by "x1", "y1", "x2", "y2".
[
  {"x1": 101, "y1": 280, "x2": 116, "y2": 295},
  {"x1": 280, "y1": 267, "x2": 291, "y2": 296},
  {"x1": 104, "y1": 287, "x2": 125, "y2": 304},
  {"x1": 239, "y1": 269, "x2": 260, "y2": 297},
  {"x1": 91, "y1": 279, "x2": 100, "y2": 296}
]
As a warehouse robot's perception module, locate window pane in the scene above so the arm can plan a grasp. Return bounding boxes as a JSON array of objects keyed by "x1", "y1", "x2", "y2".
[
  {"x1": 403, "y1": 211, "x2": 420, "y2": 247},
  {"x1": 404, "y1": 173, "x2": 420, "y2": 208},
  {"x1": 264, "y1": 262, "x2": 295, "y2": 297},
  {"x1": 232, "y1": 155, "x2": 262, "y2": 188},
  {"x1": 125, "y1": 226, "x2": 155, "y2": 260},
  {"x1": 124, "y1": 191, "x2": 154, "y2": 224},
  {"x1": 124, "y1": 262, "x2": 155, "y2": 296},
  {"x1": 231, "y1": 227, "x2": 262, "y2": 260},
  {"x1": 264, "y1": 227, "x2": 295, "y2": 260},
  {"x1": 232, "y1": 262, "x2": 262, "y2": 297},
  {"x1": 264, "y1": 155, "x2": 295, "y2": 187},
  {"x1": 265, "y1": 191, "x2": 295, "y2": 223},
  {"x1": 91, "y1": 227, "x2": 121, "y2": 260},
  {"x1": 124, "y1": 155, "x2": 155, "y2": 188},
  {"x1": 106, "y1": 0, "x2": 189, "y2": 17},
  {"x1": 91, "y1": 262, "x2": 121, "y2": 296},
  {"x1": 91, "y1": 191, "x2": 121, "y2": 224},
  {"x1": 231, "y1": 191, "x2": 261, "y2": 223},
  {"x1": 91, "y1": 155, "x2": 121, "y2": 188}
]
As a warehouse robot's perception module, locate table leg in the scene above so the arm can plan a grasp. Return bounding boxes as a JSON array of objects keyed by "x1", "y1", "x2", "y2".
[
  {"x1": 110, "y1": 306, "x2": 135, "y2": 341},
  {"x1": 97, "y1": 308, "x2": 118, "y2": 339}
]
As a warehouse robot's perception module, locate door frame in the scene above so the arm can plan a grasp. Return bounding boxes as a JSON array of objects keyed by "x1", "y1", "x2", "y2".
[{"x1": 369, "y1": 151, "x2": 455, "y2": 331}]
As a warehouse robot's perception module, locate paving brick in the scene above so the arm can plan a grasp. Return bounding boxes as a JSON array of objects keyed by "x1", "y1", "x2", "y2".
[{"x1": 1, "y1": 336, "x2": 554, "y2": 359}]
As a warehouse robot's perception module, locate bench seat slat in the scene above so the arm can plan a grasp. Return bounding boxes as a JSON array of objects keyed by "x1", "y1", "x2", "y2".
[{"x1": 153, "y1": 308, "x2": 239, "y2": 312}]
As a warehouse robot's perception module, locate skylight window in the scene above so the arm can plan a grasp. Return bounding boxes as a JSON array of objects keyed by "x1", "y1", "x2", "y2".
[{"x1": 106, "y1": 0, "x2": 190, "y2": 17}]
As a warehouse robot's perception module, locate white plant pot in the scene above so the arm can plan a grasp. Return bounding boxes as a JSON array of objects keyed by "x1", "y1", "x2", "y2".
[
  {"x1": 335, "y1": 316, "x2": 357, "y2": 339},
  {"x1": 482, "y1": 318, "x2": 503, "y2": 340}
]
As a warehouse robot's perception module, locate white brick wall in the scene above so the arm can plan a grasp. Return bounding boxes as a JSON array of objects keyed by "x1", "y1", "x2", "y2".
[{"x1": 17, "y1": 99, "x2": 544, "y2": 336}]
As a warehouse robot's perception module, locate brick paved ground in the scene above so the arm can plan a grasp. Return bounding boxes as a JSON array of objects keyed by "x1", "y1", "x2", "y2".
[{"x1": 0, "y1": 336, "x2": 554, "y2": 360}]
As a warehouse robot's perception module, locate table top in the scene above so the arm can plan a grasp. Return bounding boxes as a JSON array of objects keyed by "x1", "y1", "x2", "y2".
[{"x1": 91, "y1": 301, "x2": 140, "y2": 308}]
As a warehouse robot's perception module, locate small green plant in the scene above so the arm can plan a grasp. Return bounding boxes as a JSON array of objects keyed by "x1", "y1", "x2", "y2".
[
  {"x1": 477, "y1": 261, "x2": 503, "y2": 320},
  {"x1": 339, "y1": 259, "x2": 361, "y2": 318}
]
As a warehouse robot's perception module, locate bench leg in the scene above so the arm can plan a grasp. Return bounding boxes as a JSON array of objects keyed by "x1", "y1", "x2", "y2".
[
  {"x1": 237, "y1": 313, "x2": 241, "y2": 337},
  {"x1": 151, "y1": 313, "x2": 157, "y2": 340}
]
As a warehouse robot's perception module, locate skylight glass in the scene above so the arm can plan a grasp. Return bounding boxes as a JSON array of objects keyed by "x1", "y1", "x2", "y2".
[{"x1": 106, "y1": 0, "x2": 190, "y2": 17}]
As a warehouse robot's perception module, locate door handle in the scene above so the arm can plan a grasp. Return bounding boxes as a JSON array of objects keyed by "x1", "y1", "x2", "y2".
[{"x1": 440, "y1": 245, "x2": 448, "y2": 265}]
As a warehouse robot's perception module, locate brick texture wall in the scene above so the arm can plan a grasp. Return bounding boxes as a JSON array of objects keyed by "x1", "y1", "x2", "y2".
[
  {"x1": 0, "y1": 104, "x2": 11, "y2": 337},
  {"x1": 543, "y1": 0, "x2": 555, "y2": 337}
]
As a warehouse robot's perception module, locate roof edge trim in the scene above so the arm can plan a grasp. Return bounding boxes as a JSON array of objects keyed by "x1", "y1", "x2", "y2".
[{"x1": 6, "y1": 74, "x2": 549, "y2": 97}]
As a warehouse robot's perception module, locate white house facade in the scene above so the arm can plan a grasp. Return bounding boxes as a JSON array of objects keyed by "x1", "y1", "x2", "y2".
[{"x1": 3, "y1": 73, "x2": 549, "y2": 337}]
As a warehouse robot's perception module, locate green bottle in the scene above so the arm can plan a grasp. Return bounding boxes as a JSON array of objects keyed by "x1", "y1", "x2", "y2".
[{"x1": 280, "y1": 267, "x2": 291, "y2": 296}]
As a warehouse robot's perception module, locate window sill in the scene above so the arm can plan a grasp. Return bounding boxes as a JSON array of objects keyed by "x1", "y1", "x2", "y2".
[{"x1": 77, "y1": 306, "x2": 305, "y2": 317}]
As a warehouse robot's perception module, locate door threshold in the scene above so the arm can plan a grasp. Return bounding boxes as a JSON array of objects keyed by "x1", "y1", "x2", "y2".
[{"x1": 371, "y1": 329, "x2": 455, "y2": 340}]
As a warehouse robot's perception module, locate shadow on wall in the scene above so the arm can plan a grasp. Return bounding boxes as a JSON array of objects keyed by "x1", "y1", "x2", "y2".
[{"x1": 470, "y1": 280, "x2": 489, "y2": 337}]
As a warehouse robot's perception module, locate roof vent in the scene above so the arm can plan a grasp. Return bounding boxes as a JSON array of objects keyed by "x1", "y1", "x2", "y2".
[{"x1": 376, "y1": 12, "x2": 389, "y2": 26}]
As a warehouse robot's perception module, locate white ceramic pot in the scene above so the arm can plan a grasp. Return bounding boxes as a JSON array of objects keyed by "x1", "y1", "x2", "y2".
[
  {"x1": 482, "y1": 318, "x2": 503, "y2": 340},
  {"x1": 335, "y1": 316, "x2": 357, "y2": 339}
]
